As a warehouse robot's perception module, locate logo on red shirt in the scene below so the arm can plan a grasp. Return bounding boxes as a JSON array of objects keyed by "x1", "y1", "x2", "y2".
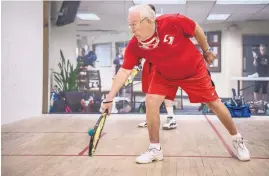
[{"x1": 163, "y1": 35, "x2": 174, "y2": 45}]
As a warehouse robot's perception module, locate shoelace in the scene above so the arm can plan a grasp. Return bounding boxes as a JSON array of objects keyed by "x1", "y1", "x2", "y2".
[
  {"x1": 142, "y1": 147, "x2": 161, "y2": 156},
  {"x1": 233, "y1": 138, "x2": 248, "y2": 150},
  {"x1": 141, "y1": 148, "x2": 154, "y2": 156},
  {"x1": 166, "y1": 117, "x2": 173, "y2": 123}
]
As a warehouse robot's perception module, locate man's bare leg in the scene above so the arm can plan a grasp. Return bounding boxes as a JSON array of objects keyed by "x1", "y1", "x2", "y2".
[
  {"x1": 164, "y1": 99, "x2": 173, "y2": 116},
  {"x1": 206, "y1": 99, "x2": 237, "y2": 135},
  {"x1": 136, "y1": 93, "x2": 165, "y2": 164},
  {"x1": 206, "y1": 99, "x2": 250, "y2": 161},
  {"x1": 163, "y1": 99, "x2": 177, "y2": 130},
  {"x1": 145, "y1": 94, "x2": 165, "y2": 143}
]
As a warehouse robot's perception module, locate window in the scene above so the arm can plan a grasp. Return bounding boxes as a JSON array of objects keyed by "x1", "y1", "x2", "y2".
[
  {"x1": 242, "y1": 35, "x2": 269, "y2": 73},
  {"x1": 92, "y1": 43, "x2": 112, "y2": 67},
  {"x1": 115, "y1": 41, "x2": 129, "y2": 56},
  {"x1": 193, "y1": 31, "x2": 222, "y2": 72}
]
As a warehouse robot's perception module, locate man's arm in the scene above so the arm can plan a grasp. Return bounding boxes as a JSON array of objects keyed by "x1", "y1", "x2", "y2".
[
  {"x1": 173, "y1": 14, "x2": 209, "y2": 52},
  {"x1": 105, "y1": 38, "x2": 139, "y2": 101},
  {"x1": 193, "y1": 22, "x2": 216, "y2": 65},
  {"x1": 193, "y1": 23, "x2": 210, "y2": 53},
  {"x1": 106, "y1": 68, "x2": 132, "y2": 101}
]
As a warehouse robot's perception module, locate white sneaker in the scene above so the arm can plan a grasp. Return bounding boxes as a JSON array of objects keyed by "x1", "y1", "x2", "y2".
[
  {"x1": 162, "y1": 116, "x2": 177, "y2": 130},
  {"x1": 138, "y1": 121, "x2": 147, "y2": 128},
  {"x1": 248, "y1": 72, "x2": 259, "y2": 78},
  {"x1": 232, "y1": 137, "x2": 250, "y2": 161},
  {"x1": 136, "y1": 147, "x2": 164, "y2": 164}
]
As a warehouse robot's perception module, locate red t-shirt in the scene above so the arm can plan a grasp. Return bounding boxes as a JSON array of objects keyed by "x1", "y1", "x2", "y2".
[{"x1": 122, "y1": 14, "x2": 204, "y2": 80}]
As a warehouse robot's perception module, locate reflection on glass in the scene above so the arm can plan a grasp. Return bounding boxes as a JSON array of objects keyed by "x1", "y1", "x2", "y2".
[
  {"x1": 213, "y1": 34, "x2": 218, "y2": 42},
  {"x1": 213, "y1": 59, "x2": 218, "y2": 67},
  {"x1": 212, "y1": 47, "x2": 218, "y2": 54}
]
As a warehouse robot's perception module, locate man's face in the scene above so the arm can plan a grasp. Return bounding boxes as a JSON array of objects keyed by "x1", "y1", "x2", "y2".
[
  {"x1": 128, "y1": 12, "x2": 150, "y2": 41},
  {"x1": 260, "y1": 46, "x2": 267, "y2": 55}
]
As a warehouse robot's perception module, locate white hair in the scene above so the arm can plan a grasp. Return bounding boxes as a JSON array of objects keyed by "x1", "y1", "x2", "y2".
[{"x1": 129, "y1": 4, "x2": 156, "y2": 21}]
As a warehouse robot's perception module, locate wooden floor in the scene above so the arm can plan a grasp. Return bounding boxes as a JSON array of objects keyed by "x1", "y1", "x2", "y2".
[{"x1": 1, "y1": 114, "x2": 269, "y2": 176}]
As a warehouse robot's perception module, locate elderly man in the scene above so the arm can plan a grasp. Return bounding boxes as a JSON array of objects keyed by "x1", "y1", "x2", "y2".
[{"x1": 101, "y1": 4, "x2": 250, "y2": 164}]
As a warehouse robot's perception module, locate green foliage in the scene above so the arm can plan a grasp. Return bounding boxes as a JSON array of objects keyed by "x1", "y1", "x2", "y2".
[{"x1": 53, "y1": 50, "x2": 78, "y2": 91}]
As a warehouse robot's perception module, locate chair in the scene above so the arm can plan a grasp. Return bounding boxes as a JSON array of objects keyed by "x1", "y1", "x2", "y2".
[
  {"x1": 87, "y1": 69, "x2": 102, "y2": 93},
  {"x1": 130, "y1": 71, "x2": 143, "y2": 109}
]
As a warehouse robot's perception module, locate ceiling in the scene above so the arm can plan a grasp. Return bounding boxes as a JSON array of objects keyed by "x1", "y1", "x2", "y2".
[{"x1": 73, "y1": 0, "x2": 269, "y2": 34}]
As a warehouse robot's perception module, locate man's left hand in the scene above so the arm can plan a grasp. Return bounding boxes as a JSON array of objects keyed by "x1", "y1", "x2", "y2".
[{"x1": 203, "y1": 51, "x2": 216, "y2": 65}]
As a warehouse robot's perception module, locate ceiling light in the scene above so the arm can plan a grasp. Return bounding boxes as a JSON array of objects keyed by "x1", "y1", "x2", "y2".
[
  {"x1": 76, "y1": 13, "x2": 100, "y2": 21},
  {"x1": 216, "y1": 0, "x2": 269, "y2": 4},
  {"x1": 207, "y1": 14, "x2": 230, "y2": 20},
  {"x1": 133, "y1": 0, "x2": 186, "y2": 4}
]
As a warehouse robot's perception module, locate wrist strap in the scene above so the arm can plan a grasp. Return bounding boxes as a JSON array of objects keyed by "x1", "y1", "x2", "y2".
[{"x1": 103, "y1": 100, "x2": 113, "y2": 104}]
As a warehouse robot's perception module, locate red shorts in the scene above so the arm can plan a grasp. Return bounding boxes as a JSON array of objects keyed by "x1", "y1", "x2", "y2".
[
  {"x1": 142, "y1": 60, "x2": 154, "y2": 93},
  {"x1": 142, "y1": 60, "x2": 218, "y2": 103}
]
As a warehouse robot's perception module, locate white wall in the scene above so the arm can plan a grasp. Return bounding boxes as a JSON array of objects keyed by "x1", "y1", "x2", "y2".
[
  {"x1": 2, "y1": 1, "x2": 43, "y2": 124},
  {"x1": 49, "y1": 23, "x2": 77, "y2": 90},
  {"x1": 49, "y1": 23, "x2": 77, "y2": 72}
]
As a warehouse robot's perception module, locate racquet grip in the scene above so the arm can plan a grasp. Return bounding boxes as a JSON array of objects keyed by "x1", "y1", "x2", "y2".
[{"x1": 104, "y1": 109, "x2": 109, "y2": 114}]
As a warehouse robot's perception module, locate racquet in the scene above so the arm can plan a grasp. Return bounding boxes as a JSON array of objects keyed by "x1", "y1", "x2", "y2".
[
  {"x1": 88, "y1": 109, "x2": 109, "y2": 157},
  {"x1": 124, "y1": 64, "x2": 142, "y2": 87}
]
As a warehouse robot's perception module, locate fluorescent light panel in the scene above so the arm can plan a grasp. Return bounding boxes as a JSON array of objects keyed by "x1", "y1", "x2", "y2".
[
  {"x1": 207, "y1": 14, "x2": 230, "y2": 20},
  {"x1": 133, "y1": 0, "x2": 186, "y2": 4},
  {"x1": 76, "y1": 13, "x2": 100, "y2": 20},
  {"x1": 216, "y1": 0, "x2": 269, "y2": 4}
]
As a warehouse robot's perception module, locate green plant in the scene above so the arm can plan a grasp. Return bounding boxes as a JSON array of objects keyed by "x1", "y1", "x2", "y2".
[{"x1": 53, "y1": 50, "x2": 78, "y2": 91}]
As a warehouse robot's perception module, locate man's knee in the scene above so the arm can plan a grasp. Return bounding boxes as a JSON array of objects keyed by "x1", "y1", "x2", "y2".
[
  {"x1": 145, "y1": 94, "x2": 165, "y2": 109},
  {"x1": 205, "y1": 98, "x2": 221, "y2": 109}
]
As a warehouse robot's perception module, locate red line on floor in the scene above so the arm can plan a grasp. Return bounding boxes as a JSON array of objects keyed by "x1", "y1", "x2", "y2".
[
  {"x1": 78, "y1": 146, "x2": 89, "y2": 156},
  {"x1": 204, "y1": 115, "x2": 236, "y2": 158},
  {"x1": 93, "y1": 154, "x2": 233, "y2": 159},
  {"x1": 2, "y1": 154, "x2": 268, "y2": 160},
  {"x1": 1, "y1": 132, "x2": 87, "y2": 134},
  {"x1": 77, "y1": 132, "x2": 107, "y2": 156},
  {"x1": 2, "y1": 154, "x2": 79, "y2": 157}
]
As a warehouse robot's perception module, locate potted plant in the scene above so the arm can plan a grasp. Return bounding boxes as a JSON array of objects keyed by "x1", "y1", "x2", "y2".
[{"x1": 53, "y1": 50, "x2": 79, "y2": 91}]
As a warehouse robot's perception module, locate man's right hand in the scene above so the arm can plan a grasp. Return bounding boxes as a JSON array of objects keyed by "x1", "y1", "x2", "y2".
[
  {"x1": 100, "y1": 67, "x2": 133, "y2": 114},
  {"x1": 101, "y1": 99, "x2": 113, "y2": 115}
]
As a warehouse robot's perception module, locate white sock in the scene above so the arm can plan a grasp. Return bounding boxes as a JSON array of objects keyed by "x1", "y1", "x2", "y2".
[
  {"x1": 149, "y1": 143, "x2": 161, "y2": 150},
  {"x1": 166, "y1": 107, "x2": 174, "y2": 117},
  {"x1": 232, "y1": 133, "x2": 242, "y2": 140}
]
